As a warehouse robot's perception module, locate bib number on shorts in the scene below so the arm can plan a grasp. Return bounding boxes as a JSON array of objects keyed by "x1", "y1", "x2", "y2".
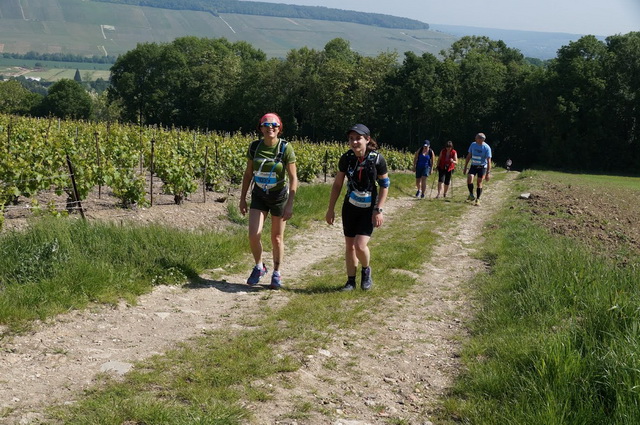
[
  {"x1": 254, "y1": 171, "x2": 278, "y2": 189},
  {"x1": 348, "y1": 190, "x2": 372, "y2": 208}
]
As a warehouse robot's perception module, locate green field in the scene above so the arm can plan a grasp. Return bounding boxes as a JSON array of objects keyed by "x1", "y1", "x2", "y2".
[
  {"x1": 24, "y1": 67, "x2": 111, "y2": 81},
  {"x1": 0, "y1": 58, "x2": 111, "y2": 82},
  {"x1": 542, "y1": 170, "x2": 640, "y2": 191},
  {"x1": 0, "y1": 0, "x2": 456, "y2": 58}
]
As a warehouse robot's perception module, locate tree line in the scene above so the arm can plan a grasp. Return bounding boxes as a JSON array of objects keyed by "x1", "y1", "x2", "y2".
[
  {"x1": 91, "y1": 0, "x2": 429, "y2": 30},
  {"x1": 1, "y1": 33, "x2": 639, "y2": 173},
  {"x1": 1, "y1": 52, "x2": 117, "y2": 64}
]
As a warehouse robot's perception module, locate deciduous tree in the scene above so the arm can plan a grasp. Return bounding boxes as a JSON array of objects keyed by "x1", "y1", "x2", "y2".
[
  {"x1": 41, "y1": 79, "x2": 92, "y2": 120},
  {"x1": 0, "y1": 80, "x2": 41, "y2": 115}
]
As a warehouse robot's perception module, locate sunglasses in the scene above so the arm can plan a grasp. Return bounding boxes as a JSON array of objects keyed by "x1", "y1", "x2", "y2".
[{"x1": 261, "y1": 122, "x2": 280, "y2": 128}]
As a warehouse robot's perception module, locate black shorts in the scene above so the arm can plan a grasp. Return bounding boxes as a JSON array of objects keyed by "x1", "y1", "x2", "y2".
[
  {"x1": 468, "y1": 165, "x2": 487, "y2": 177},
  {"x1": 250, "y1": 186, "x2": 289, "y2": 217},
  {"x1": 438, "y1": 169, "x2": 452, "y2": 185},
  {"x1": 341, "y1": 200, "x2": 374, "y2": 238}
]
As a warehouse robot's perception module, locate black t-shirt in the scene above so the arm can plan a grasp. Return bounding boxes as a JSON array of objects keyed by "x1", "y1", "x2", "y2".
[{"x1": 338, "y1": 150, "x2": 388, "y2": 195}]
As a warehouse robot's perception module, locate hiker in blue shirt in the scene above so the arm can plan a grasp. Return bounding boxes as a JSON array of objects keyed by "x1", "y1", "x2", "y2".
[
  {"x1": 463, "y1": 132, "x2": 492, "y2": 206},
  {"x1": 412, "y1": 140, "x2": 435, "y2": 199}
]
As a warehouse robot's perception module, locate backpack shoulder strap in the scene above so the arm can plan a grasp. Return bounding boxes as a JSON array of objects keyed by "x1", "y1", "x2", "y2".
[
  {"x1": 274, "y1": 139, "x2": 288, "y2": 164},
  {"x1": 249, "y1": 139, "x2": 261, "y2": 160},
  {"x1": 367, "y1": 151, "x2": 380, "y2": 175}
]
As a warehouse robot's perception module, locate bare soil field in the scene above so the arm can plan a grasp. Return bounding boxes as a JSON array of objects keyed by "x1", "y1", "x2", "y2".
[{"x1": 523, "y1": 176, "x2": 640, "y2": 261}]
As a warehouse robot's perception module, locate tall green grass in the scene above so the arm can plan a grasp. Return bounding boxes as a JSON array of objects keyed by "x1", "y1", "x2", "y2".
[
  {"x1": 445, "y1": 186, "x2": 640, "y2": 424},
  {"x1": 1, "y1": 176, "x2": 356, "y2": 333},
  {"x1": 0, "y1": 219, "x2": 247, "y2": 331}
]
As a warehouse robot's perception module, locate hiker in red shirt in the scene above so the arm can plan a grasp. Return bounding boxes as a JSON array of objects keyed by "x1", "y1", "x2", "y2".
[{"x1": 435, "y1": 141, "x2": 458, "y2": 199}]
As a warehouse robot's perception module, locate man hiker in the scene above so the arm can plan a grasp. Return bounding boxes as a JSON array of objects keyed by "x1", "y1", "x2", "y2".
[{"x1": 463, "y1": 132, "x2": 492, "y2": 206}]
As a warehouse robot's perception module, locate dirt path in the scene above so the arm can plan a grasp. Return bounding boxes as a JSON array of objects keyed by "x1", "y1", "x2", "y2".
[
  {"x1": 248, "y1": 174, "x2": 515, "y2": 424},
  {"x1": 0, "y1": 174, "x2": 515, "y2": 424}
]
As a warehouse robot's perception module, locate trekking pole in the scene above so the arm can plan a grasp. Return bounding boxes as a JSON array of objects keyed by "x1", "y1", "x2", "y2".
[{"x1": 429, "y1": 169, "x2": 436, "y2": 199}]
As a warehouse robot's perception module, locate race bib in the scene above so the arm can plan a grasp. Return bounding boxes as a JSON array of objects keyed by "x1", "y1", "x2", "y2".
[
  {"x1": 471, "y1": 155, "x2": 484, "y2": 166},
  {"x1": 254, "y1": 171, "x2": 278, "y2": 189},
  {"x1": 348, "y1": 190, "x2": 372, "y2": 208}
]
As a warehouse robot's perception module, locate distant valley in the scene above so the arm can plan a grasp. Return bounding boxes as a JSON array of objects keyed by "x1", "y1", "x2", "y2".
[
  {"x1": 0, "y1": 0, "x2": 453, "y2": 59},
  {"x1": 0, "y1": 0, "x2": 607, "y2": 67}
]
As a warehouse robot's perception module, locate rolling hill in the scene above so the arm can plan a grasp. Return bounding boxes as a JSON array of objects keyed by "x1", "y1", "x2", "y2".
[
  {"x1": 0, "y1": 0, "x2": 455, "y2": 59},
  {"x1": 0, "y1": 0, "x2": 600, "y2": 67}
]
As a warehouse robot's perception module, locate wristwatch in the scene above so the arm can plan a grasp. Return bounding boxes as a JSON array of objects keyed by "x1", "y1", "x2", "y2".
[{"x1": 374, "y1": 207, "x2": 383, "y2": 213}]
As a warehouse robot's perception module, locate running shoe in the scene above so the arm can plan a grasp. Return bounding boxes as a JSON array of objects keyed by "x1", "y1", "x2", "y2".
[
  {"x1": 474, "y1": 199, "x2": 481, "y2": 206},
  {"x1": 269, "y1": 271, "x2": 282, "y2": 289},
  {"x1": 467, "y1": 194, "x2": 475, "y2": 201},
  {"x1": 420, "y1": 193, "x2": 425, "y2": 199},
  {"x1": 247, "y1": 264, "x2": 267, "y2": 285},
  {"x1": 415, "y1": 190, "x2": 421, "y2": 197},
  {"x1": 361, "y1": 267, "x2": 373, "y2": 291},
  {"x1": 341, "y1": 281, "x2": 356, "y2": 291}
]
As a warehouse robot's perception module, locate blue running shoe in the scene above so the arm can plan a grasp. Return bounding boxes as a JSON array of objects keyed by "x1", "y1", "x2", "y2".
[
  {"x1": 269, "y1": 271, "x2": 282, "y2": 289},
  {"x1": 361, "y1": 266, "x2": 373, "y2": 291},
  {"x1": 247, "y1": 264, "x2": 267, "y2": 285}
]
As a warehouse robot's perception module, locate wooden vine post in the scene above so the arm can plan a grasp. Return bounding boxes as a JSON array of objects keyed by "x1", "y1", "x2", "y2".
[
  {"x1": 324, "y1": 150, "x2": 329, "y2": 182},
  {"x1": 95, "y1": 131, "x2": 102, "y2": 199},
  {"x1": 150, "y1": 139, "x2": 155, "y2": 207},
  {"x1": 203, "y1": 146, "x2": 208, "y2": 203},
  {"x1": 6, "y1": 119, "x2": 11, "y2": 152},
  {"x1": 65, "y1": 154, "x2": 86, "y2": 220}
]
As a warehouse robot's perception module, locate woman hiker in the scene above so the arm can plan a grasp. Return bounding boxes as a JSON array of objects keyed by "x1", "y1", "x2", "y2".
[
  {"x1": 325, "y1": 124, "x2": 390, "y2": 291},
  {"x1": 435, "y1": 140, "x2": 458, "y2": 198},
  {"x1": 413, "y1": 140, "x2": 435, "y2": 198},
  {"x1": 239, "y1": 113, "x2": 298, "y2": 289}
]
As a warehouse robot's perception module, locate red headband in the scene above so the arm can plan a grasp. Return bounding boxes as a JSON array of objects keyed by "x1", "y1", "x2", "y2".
[{"x1": 260, "y1": 113, "x2": 282, "y2": 126}]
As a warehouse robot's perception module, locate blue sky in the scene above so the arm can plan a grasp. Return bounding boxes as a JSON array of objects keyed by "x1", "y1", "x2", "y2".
[{"x1": 251, "y1": 0, "x2": 639, "y2": 36}]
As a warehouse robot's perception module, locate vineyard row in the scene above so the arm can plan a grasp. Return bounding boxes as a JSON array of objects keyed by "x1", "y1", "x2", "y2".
[{"x1": 0, "y1": 115, "x2": 414, "y2": 213}]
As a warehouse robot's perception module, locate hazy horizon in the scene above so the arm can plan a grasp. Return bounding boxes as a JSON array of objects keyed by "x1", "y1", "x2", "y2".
[{"x1": 248, "y1": 0, "x2": 639, "y2": 36}]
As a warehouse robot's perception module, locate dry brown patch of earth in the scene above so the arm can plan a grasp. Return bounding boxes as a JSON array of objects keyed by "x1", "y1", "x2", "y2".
[{"x1": 521, "y1": 177, "x2": 640, "y2": 261}]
